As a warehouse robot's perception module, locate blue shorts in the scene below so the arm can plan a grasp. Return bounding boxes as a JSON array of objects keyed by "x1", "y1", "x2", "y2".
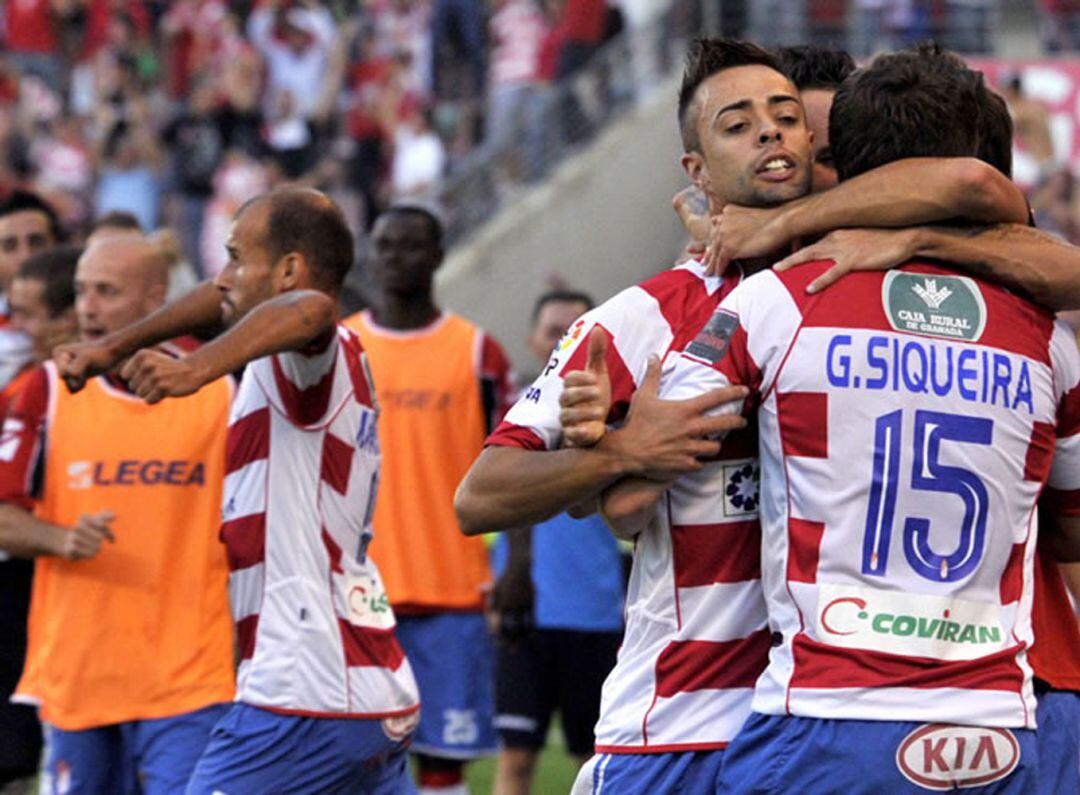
[
  {"x1": 1035, "y1": 689, "x2": 1080, "y2": 795},
  {"x1": 571, "y1": 751, "x2": 725, "y2": 794},
  {"x1": 42, "y1": 702, "x2": 229, "y2": 795},
  {"x1": 185, "y1": 703, "x2": 417, "y2": 795},
  {"x1": 720, "y1": 712, "x2": 1038, "y2": 794},
  {"x1": 394, "y1": 612, "x2": 497, "y2": 758}
]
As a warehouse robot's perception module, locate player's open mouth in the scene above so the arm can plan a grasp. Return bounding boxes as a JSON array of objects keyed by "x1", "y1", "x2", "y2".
[
  {"x1": 83, "y1": 328, "x2": 106, "y2": 340},
  {"x1": 756, "y1": 155, "x2": 797, "y2": 182}
]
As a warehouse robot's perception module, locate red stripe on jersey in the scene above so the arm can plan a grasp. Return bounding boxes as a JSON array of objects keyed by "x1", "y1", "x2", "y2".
[
  {"x1": 717, "y1": 325, "x2": 764, "y2": 393},
  {"x1": 1029, "y1": 543, "x2": 1080, "y2": 689},
  {"x1": 654, "y1": 630, "x2": 772, "y2": 698},
  {"x1": 320, "y1": 433, "x2": 353, "y2": 496},
  {"x1": 226, "y1": 408, "x2": 270, "y2": 475},
  {"x1": 637, "y1": 267, "x2": 715, "y2": 345},
  {"x1": 340, "y1": 331, "x2": 374, "y2": 409},
  {"x1": 560, "y1": 323, "x2": 636, "y2": 424},
  {"x1": 322, "y1": 528, "x2": 344, "y2": 574},
  {"x1": 271, "y1": 354, "x2": 337, "y2": 426},
  {"x1": 485, "y1": 421, "x2": 546, "y2": 451},
  {"x1": 999, "y1": 542, "x2": 1026, "y2": 605},
  {"x1": 221, "y1": 513, "x2": 266, "y2": 571},
  {"x1": 1023, "y1": 421, "x2": 1055, "y2": 482},
  {"x1": 478, "y1": 332, "x2": 514, "y2": 425},
  {"x1": 671, "y1": 520, "x2": 761, "y2": 587},
  {"x1": 777, "y1": 391, "x2": 828, "y2": 458},
  {"x1": 338, "y1": 619, "x2": 406, "y2": 670},
  {"x1": 236, "y1": 614, "x2": 259, "y2": 661},
  {"x1": 1058, "y1": 382, "x2": 1080, "y2": 439},
  {"x1": 787, "y1": 518, "x2": 826, "y2": 584},
  {"x1": 790, "y1": 634, "x2": 1025, "y2": 691},
  {"x1": 1043, "y1": 486, "x2": 1080, "y2": 517}
]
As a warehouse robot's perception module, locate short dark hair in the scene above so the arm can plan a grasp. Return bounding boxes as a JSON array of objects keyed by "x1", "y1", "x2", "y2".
[
  {"x1": 830, "y1": 45, "x2": 990, "y2": 182},
  {"x1": 678, "y1": 38, "x2": 786, "y2": 153},
  {"x1": 531, "y1": 289, "x2": 594, "y2": 323},
  {"x1": 777, "y1": 45, "x2": 855, "y2": 91},
  {"x1": 16, "y1": 245, "x2": 80, "y2": 317},
  {"x1": 92, "y1": 210, "x2": 142, "y2": 233},
  {"x1": 0, "y1": 190, "x2": 62, "y2": 242},
  {"x1": 255, "y1": 189, "x2": 356, "y2": 292},
  {"x1": 380, "y1": 204, "x2": 444, "y2": 249},
  {"x1": 976, "y1": 89, "x2": 1014, "y2": 178}
]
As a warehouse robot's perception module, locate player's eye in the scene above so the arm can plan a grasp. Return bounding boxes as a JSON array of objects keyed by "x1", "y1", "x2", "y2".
[{"x1": 0, "y1": 237, "x2": 16, "y2": 253}]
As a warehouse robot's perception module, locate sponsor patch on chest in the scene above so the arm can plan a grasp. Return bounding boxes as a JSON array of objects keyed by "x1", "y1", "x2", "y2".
[
  {"x1": 883, "y1": 272, "x2": 986, "y2": 342},
  {"x1": 896, "y1": 724, "x2": 1020, "y2": 790}
]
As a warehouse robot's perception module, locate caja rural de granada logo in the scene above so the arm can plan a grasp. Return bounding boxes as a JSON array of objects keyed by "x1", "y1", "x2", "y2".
[
  {"x1": 816, "y1": 585, "x2": 1006, "y2": 661},
  {"x1": 896, "y1": 724, "x2": 1020, "y2": 790},
  {"x1": 883, "y1": 271, "x2": 987, "y2": 342}
]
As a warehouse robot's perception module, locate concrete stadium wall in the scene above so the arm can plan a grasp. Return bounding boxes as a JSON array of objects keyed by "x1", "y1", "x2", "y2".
[{"x1": 435, "y1": 75, "x2": 689, "y2": 373}]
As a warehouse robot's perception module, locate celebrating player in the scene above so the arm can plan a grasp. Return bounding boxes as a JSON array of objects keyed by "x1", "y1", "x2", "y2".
[
  {"x1": 55, "y1": 188, "x2": 420, "y2": 794},
  {"x1": 608, "y1": 47, "x2": 1080, "y2": 793}
]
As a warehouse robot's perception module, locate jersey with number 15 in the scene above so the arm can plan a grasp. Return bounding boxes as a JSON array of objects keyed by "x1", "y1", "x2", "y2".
[{"x1": 663, "y1": 260, "x2": 1080, "y2": 729}]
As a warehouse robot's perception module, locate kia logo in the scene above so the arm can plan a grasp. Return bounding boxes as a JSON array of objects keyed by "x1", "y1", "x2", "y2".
[{"x1": 896, "y1": 724, "x2": 1020, "y2": 790}]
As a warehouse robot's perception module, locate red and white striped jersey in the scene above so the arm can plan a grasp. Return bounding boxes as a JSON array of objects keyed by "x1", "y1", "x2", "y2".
[
  {"x1": 223, "y1": 325, "x2": 419, "y2": 718},
  {"x1": 664, "y1": 261, "x2": 1080, "y2": 729},
  {"x1": 488, "y1": 261, "x2": 770, "y2": 752}
]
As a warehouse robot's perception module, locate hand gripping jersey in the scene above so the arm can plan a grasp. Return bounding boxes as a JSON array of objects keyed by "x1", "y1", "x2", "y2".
[
  {"x1": 224, "y1": 325, "x2": 419, "y2": 718},
  {"x1": 488, "y1": 261, "x2": 770, "y2": 752},
  {"x1": 0, "y1": 358, "x2": 235, "y2": 730},
  {"x1": 664, "y1": 261, "x2": 1080, "y2": 728}
]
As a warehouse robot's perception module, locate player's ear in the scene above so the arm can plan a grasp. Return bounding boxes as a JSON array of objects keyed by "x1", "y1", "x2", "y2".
[
  {"x1": 681, "y1": 151, "x2": 710, "y2": 195},
  {"x1": 276, "y1": 252, "x2": 304, "y2": 291}
]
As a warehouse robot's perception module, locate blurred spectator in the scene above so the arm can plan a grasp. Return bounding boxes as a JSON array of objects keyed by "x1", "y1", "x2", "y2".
[
  {"x1": 1030, "y1": 167, "x2": 1080, "y2": 245},
  {"x1": 390, "y1": 101, "x2": 446, "y2": 201},
  {"x1": 264, "y1": 89, "x2": 317, "y2": 178},
  {"x1": 2, "y1": 0, "x2": 63, "y2": 93},
  {"x1": 1000, "y1": 72, "x2": 1055, "y2": 186},
  {"x1": 247, "y1": 0, "x2": 338, "y2": 123},
  {"x1": 1038, "y1": 1, "x2": 1080, "y2": 52},
  {"x1": 161, "y1": 0, "x2": 232, "y2": 98},
  {"x1": 848, "y1": 0, "x2": 914, "y2": 57},
  {"x1": 431, "y1": 0, "x2": 487, "y2": 154},
  {"x1": 374, "y1": 0, "x2": 434, "y2": 98},
  {"x1": 30, "y1": 115, "x2": 94, "y2": 231},
  {"x1": 747, "y1": 0, "x2": 807, "y2": 48},
  {"x1": 487, "y1": 0, "x2": 548, "y2": 186},
  {"x1": 200, "y1": 150, "x2": 270, "y2": 276},
  {"x1": 942, "y1": 0, "x2": 997, "y2": 54},
  {"x1": 92, "y1": 100, "x2": 162, "y2": 232},
  {"x1": 163, "y1": 78, "x2": 226, "y2": 276}
]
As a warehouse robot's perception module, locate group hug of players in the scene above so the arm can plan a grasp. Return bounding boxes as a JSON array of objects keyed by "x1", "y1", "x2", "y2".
[{"x1": 0, "y1": 32, "x2": 1079, "y2": 795}]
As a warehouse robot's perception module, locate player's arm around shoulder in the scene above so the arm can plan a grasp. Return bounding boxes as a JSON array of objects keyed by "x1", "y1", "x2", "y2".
[{"x1": 124, "y1": 290, "x2": 337, "y2": 405}]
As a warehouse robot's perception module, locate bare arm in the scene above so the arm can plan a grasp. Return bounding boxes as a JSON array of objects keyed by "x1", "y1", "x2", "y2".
[
  {"x1": 708, "y1": 157, "x2": 1029, "y2": 273},
  {"x1": 0, "y1": 504, "x2": 113, "y2": 560},
  {"x1": 774, "y1": 223, "x2": 1080, "y2": 311},
  {"x1": 55, "y1": 281, "x2": 224, "y2": 390},
  {"x1": 121, "y1": 290, "x2": 337, "y2": 404},
  {"x1": 600, "y1": 478, "x2": 668, "y2": 540}
]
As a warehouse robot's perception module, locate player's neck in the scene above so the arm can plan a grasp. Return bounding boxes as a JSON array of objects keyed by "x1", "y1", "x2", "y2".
[{"x1": 373, "y1": 293, "x2": 440, "y2": 331}]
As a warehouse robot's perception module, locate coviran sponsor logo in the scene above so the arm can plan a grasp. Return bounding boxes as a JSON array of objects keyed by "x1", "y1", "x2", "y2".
[
  {"x1": 815, "y1": 584, "x2": 1006, "y2": 661},
  {"x1": 67, "y1": 460, "x2": 206, "y2": 489},
  {"x1": 895, "y1": 724, "x2": 1020, "y2": 790},
  {"x1": 820, "y1": 596, "x2": 1002, "y2": 645}
]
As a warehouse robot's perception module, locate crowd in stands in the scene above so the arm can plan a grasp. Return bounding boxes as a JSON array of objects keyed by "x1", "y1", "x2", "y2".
[{"x1": 1, "y1": 0, "x2": 1078, "y2": 284}]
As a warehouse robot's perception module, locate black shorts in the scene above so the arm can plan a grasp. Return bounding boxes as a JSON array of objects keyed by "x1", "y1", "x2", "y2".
[{"x1": 494, "y1": 628, "x2": 621, "y2": 756}]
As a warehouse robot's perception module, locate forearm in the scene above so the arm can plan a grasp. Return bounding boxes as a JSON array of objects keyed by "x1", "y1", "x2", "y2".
[
  {"x1": 183, "y1": 290, "x2": 336, "y2": 385},
  {"x1": 0, "y1": 504, "x2": 66, "y2": 559},
  {"x1": 780, "y1": 158, "x2": 1028, "y2": 240},
  {"x1": 910, "y1": 224, "x2": 1080, "y2": 311},
  {"x1": 455, "y1": 443, "x2": 633, "y2": 535},
  {"x1": 101, "y1": 281, "x2": 224, "y2": 361},
  {"x1": 601, "y1": 477, "x2": 666, "y2": 540}
]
